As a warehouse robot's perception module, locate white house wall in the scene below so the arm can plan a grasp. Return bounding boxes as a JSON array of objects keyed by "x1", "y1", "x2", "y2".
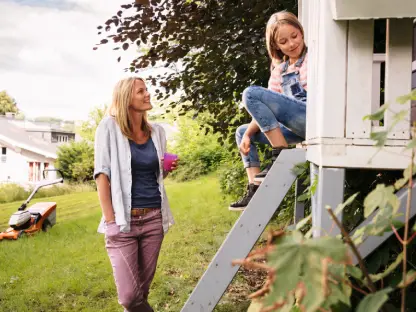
[{"x1": 0, "y1": 144, "x2": 55, "y2": 184}]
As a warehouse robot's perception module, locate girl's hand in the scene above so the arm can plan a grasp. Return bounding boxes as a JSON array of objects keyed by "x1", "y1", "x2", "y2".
[{"x1": 239, "y1": 135, "x2": 251, "y2": 156}]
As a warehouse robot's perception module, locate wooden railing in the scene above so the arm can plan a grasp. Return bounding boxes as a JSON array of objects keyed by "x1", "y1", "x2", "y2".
[{"x1": 372, "y1": 56, "x2": 416, "y2": 126}]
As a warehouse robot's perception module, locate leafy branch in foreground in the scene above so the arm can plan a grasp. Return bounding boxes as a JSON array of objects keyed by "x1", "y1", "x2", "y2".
[{"x1": 237, "y1": 91, "x2": 416, "y2": 311}]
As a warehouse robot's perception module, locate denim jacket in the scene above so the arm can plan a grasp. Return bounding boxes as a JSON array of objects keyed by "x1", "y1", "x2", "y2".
[{"x1": 93, "y1": 116, "x2": 175, "y2": 234}]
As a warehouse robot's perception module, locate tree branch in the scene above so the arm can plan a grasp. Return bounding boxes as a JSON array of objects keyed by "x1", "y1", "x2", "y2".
[
  {"x1": 401, "y1": 124, "x2": 415, "y2": 312},
  {"x1": 326, "y1": 207, "x2": 377, "y2": 293},
  {"x1": 392, "y1": 224, "x2": 405, "y2": 244},
  {"x1": 329, "y1": 272, "x2": 369, "y2": 296}
]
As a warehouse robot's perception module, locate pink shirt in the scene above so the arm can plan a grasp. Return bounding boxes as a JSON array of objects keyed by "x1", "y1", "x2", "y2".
[{"x1": 268, "y1": 52, "x2": 308, "y2": 94}]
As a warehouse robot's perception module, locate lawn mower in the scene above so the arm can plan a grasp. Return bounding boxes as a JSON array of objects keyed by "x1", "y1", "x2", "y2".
[{"x1": 0, "y1": 169, "x2": 64, "y2": 241}]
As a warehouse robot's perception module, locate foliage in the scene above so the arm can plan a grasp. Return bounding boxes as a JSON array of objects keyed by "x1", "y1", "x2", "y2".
[
  {"x1": 0, "y1": 91, "x2": 18, "y2": 115},
  {"x1": 78, "y1": 105, "x2": 107, "y2": 142},
  {"x1": 95, "y1": 0, "x2": 298, "y2": 142},
  {"x1": 0, "y1": 184, "x2": 28, "y2": 204},
  {"x1": 54, "y1": 106, "x2": 106, "y2": 182},
  {"x1": 55, "y1": 141, "x2": 94, "y2": 182},
  {"x1": 217, "y1": 153, "x2": 248, "y2": 199},
  {"x1": 169, "y1": 112, "x2": 230, "y2": 181},
  {"x1": 0, "y1": 182, "x2": 95, "y2": 204},
  {"x1": 217, "y1": 138, "x2": 272, "y2": 201},
  {"x1": 237, "y1": 91, "x2": 416, "y2": 311},
  {"x1": 14, "y1": 111, "x2": 25, "y2": 120}
]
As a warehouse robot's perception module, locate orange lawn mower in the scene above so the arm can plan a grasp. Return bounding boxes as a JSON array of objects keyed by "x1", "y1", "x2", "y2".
[{"x1": 0, "y1": 169, "x2": 64, "y2": 241}]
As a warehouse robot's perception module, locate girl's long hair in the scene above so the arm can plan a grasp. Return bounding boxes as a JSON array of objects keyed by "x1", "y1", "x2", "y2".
[
  {"x1": 107, "y1": 77, "x2": 151, "y2": 141},
  {"x1": 265, "y1": 11, "x2": 306, "y2": 66}
]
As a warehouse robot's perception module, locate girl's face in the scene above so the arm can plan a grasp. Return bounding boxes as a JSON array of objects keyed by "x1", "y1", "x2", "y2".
[
  {"x1": 275, "y1": 24, "x2": 304, "y2": 60},
  {"x1": 129, "y1": 79, "x2": 152, "y2": 112}
]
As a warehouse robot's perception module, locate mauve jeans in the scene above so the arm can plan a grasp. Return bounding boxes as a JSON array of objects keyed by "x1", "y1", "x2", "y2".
[{"x1": 105, "y1": 209, "x2": 164, "y2": 312}]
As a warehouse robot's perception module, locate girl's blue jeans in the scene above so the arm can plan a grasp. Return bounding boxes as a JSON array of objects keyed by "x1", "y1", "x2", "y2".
[{"x1": 236, "y1": 86, "x2": 306, "y2": 168}]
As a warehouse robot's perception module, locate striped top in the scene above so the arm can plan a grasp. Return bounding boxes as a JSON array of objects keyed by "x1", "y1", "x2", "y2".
[{"x1": 268, "y1": 52, "x2": 309, "y2": 94}]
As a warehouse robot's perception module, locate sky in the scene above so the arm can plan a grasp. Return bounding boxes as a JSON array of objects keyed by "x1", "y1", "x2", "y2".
[{"x1": 0, "y1": 0, "x2": 153, "y2": 122}]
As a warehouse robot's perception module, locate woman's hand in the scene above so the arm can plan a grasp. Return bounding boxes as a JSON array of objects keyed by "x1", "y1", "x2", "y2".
[
  {"x1": 170, "y1": 158, "x2": 179, "y2": 171},
  {"x1": 239, "y1": 135, "x2": 251, "y2": 156}
]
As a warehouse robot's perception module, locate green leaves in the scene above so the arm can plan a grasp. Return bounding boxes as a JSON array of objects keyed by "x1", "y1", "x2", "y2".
[
  {"x1": 291, "y1": 161, "x2": 309, "y2": 176},
  {"x1": 297, "y1": 178, "x2": 318, "y2": 202},
  {"x1": 398, "y1": 270, "x2": 416, "y2": 288},
  {"x1": 364, "y1": 184, "x2": 400, "y2": 218},
  {"x1": 295, "y1": 215, "x2": 311, "y2": 231},
  {"x1": 406, "y1": 139, "x2": 416, "y2": 149},
  {"x1": 56, "y1": 140, "x2": 94, "y2": 182},
  {"x1": 394, "y1": 164, "x2": 416, "y2": 190},
  {"x1": 356, "y1": 288, "x2": 393, "y2": 312},
  {"x1": 78, "y1": 105, "x2": 107, "y2": 142},
  {"x1": 369, "y1": 252, "x2": 403, "y2": 284},
  {"x1": 363, "y1": 103, "x2": 388, "y2": 121},
  {"x1": 346, "y1": 265, "x2": 363, "y2": 280},
  {"x1": 370, "y1": 131, "x2": 388, "y2": 147},
  {"x1": 396, "y1": 89, "x2": 416, "y2": 105},
  {"x1": 335, "y1": 192, "x2": 359, "y2": 216},
  {"x1": 262, "y1": 231, "x2": 350, "y2": 312},
  {"x1": 366, "y1": 90, "x2": 414, "y2": 149},
  {"x1": 94, "y1": 0, "x2": 298, "y2": 139},
  {"x1": 351, "y1": 184, "x2": 401, "y2": 245},
  {"x1": 0, "y1": 90, "x2": 19, "y2": 115}
]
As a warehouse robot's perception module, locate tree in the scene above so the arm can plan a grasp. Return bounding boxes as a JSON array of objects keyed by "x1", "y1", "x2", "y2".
[
  {"x1": 78, "y1": 105, "x2": 107, "y2": 142},
  {"x1": 55, "y1": 141, "x2": 94, "y2": 182},
  {"x1": 95, "y1": 0, "x2": 297, "y2": 141},
  {"x1": 55, "y1": 105, "x2": 106, "y2": 182},
  {"x1": 0, "y1": 91, "x2": 18, "y2": 115}
]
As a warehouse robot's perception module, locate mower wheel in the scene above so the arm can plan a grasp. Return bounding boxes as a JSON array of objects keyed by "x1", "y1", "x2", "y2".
[{"x1": 42, "y1": 220, "x2": 52, "y2": 232}]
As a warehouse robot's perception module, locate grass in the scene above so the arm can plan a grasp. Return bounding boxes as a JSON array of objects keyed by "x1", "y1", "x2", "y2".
[
  {"x1": 0, "y1": 174, "x2": 258, "y2": 312},
  {"x1": 0, "y1": 182, "x2": 96, "y2": 204}
]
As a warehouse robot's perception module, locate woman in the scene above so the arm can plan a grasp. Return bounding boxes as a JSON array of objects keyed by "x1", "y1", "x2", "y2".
[
  {"x1": 94, "y1": 77, "x2": 177, "y2": 311},
  {"x1": 229, "y1": 11, "x2": 307, "y2": 211}
]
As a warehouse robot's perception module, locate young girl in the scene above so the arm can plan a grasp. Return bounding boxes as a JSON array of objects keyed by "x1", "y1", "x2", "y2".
[
  {"x1": 94, "y1": 77, "x2": 178, "y2": 311},
  {"x1": 229, "y1": 11, "x2": 307, "y2": 211}
]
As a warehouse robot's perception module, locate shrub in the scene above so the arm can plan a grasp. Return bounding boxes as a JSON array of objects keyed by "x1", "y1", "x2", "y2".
[
  {"x1": 217, "y1": 145, "x2": 272, "y2": 200},
  {"x1": 55, "y1": 141, "x2": 94, "y2": 182},
  {"x1": 168, "y1": 113, "x2": 230, "y2": 181},
  {"x1": 0, "y1": 182, "x2": 95, "y2": 204},
  {"x1": 0, "y1": 183, "x2": 28, "y2": 204}
]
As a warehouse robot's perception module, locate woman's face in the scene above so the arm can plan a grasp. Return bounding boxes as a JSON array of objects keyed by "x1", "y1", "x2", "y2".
[
  {"x1": 129, "y1": 79, "x2": 152, "y2": 112},
  {"x1": 275, "y1": 24, "x2": 304, "y2": 60}
]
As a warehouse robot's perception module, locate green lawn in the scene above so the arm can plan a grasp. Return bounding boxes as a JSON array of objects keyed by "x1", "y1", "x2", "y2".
[{"x1": 0, "y1": 175, "x2": 258, "y2": 312}]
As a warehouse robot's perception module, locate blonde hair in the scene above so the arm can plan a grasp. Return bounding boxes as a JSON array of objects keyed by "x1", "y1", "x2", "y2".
[
  {"x1": 107, "y1": 77, "x2": 151, "y2": 141},
  {"x1": 265, "y1": 11, "x2": 305, "y2": 65}
]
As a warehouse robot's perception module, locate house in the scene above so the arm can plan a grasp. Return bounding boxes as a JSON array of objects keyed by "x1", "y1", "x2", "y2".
[
  {"x1": 7, "y1": 116, "x2": 76, "y2": 145},
  {"x1": 0, "y1": 115, "x2": 59, "y2": 185}
]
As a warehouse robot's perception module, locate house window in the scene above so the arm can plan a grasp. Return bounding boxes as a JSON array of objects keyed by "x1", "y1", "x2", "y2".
[
  {"x1": 56, "y1": 135, "x2": 69, "y2": 142},
  {"x1": 1, "y1": 147, "x2": 6, "y2": 163},
  {"x1": 44, "y1": 163, "x2": 49, "y2": 179},
  {"x1": 29, "y1": 162, "x2": 33, "y2": 182}
]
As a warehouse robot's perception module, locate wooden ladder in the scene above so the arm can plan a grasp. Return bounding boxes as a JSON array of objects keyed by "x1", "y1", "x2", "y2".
[{"x1": 181, "y1": 149, "x2": 306, "y2": 312}]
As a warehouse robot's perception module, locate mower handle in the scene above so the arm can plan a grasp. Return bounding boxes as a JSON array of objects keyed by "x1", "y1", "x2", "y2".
[
  {"x1": 18, "y1": 176, "x2": 64, "y2": 211},
  {"x1": 43, "y1": 168, "x2": 64, "y2": 180}
]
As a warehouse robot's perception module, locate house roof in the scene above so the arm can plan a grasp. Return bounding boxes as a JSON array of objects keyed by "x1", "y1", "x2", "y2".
[{"x1": 0, "y1": 118, "x2": 57, "y2": 159}]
